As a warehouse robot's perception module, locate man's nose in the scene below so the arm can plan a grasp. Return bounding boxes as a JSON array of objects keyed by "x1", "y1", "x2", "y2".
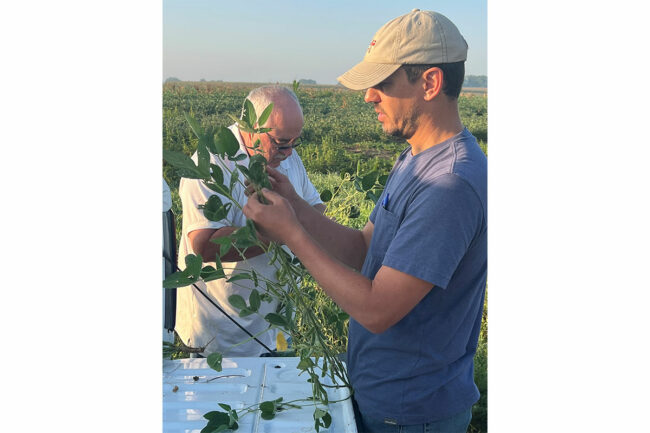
[{"x1": 364, "y1": 87, "x2": 380, "y2": 103}]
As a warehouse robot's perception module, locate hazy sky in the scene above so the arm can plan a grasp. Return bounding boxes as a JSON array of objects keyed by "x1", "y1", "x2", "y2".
[{"x1": 163, "y1": 0, "x2": 487, "y2": 84}]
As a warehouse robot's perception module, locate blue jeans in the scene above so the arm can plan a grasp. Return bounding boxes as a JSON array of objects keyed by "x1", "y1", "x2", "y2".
[{"x1": 353, "y1": 400, "x2": 472, "y2": 433}]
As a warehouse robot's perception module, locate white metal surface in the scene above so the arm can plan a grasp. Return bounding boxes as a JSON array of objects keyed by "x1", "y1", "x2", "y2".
[{"x1": 163, "y1": 357, "x2": 357, "y2": 433}]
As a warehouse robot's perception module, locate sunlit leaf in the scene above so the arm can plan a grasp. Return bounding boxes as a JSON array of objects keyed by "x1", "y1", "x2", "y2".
[
  {"x1": 257, "y1": 103, "x2": 274, "y2": 127},
  {"x1": 276, "y1": 332, "x2": 288, "y2": 351},
  {"x1": 243, "y1": 99, "x2": 257, "y2": 128}
]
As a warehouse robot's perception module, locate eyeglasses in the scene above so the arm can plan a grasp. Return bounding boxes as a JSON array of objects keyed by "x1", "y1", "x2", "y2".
[{"x1": 266, "y1": 133, "x2": 302, "y2": 151}]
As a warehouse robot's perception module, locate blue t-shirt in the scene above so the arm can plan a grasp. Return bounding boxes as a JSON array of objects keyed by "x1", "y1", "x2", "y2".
[{"x1": 348, "y1": 128, "x2": 487, "y2": 424}]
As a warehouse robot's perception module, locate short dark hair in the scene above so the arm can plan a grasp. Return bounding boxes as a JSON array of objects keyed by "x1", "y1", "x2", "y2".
[{"x1": 401, "y1": 62, "x2": 465, "y2": 99}]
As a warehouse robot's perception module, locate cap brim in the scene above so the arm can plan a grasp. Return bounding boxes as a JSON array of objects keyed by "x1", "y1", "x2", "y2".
[{"x1": 337, "y1": 61, "x2": 401, "y2": 91}]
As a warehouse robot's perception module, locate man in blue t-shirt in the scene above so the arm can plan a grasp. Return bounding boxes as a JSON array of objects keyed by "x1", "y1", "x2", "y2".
[{"x1": 244, "y1": 9, "x2": 486, "y2": 433}]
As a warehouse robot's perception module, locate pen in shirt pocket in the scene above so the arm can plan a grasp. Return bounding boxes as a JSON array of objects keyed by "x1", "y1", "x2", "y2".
[{"x1": 381, "y1": 192, "x2": 390, "y2": 210}]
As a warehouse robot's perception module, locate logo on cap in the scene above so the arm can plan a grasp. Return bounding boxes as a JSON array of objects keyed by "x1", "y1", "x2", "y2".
[{"x1": 367, "y1": 39, "x2": 376, "y2": 54}]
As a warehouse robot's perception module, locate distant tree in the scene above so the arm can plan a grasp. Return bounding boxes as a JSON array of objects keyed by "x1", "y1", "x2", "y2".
[
  {"x1": 463, "y1": 75, "x2": 487, "y2": 88},
  {"x1": 299, "y1": 79, "x2": 317, "y2": 85},
  {"x1": 164, "y1": 77, "x2": 181, "y2": 83},
  {"x1": 200, "y1": 78, "x2": 206, "y2": 82}
]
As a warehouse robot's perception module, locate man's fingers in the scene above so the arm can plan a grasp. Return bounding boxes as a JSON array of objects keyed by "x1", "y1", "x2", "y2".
[
  {"x1": 266, "y1": 165, "x2": 286, "y2": 182},
  {"x1": 259, "y1": 188, "x2": 281, "y2": 203}
]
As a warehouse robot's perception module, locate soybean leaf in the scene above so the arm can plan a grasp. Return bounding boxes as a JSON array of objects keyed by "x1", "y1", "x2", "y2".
[
  {"x1": 228, "y1": 153, "x2": 247, "y2": 162},
  {"x1": 243, "y1": 99, "x2": 257, "y2": 128},
  {"x1": 249, "y1": 289, "x2": 261, "y2": 312},
  {"x1": 265, "y1": 313, "x2": 288, "y2": 328},
  {"x1": 210, "y1": 237, "x2": 232, "y2": 258},
  {"x1": 203, "y1": 126, "x2": 219, "y2": 154},
  {"x1": 203, "y1": 411, "x2": 227, "y2": 422},
  {"x1": 284, "y1": 303, "x2": 294, "y2": 326},
  {"x1": 353, "y1": 176, "x2": 363, "y2": 193},
  {"x1": 236, "y1": 164, "x2": 251, "y2": 179},
  {"x1": 378, "y1": 174, "x2": 389, "y2": 186},
  {"x1": 184, "y1": 112, "x2": 204, "y2": 138},
  {"x1": 184, "y1": 254, "x2": 203, "y2": 278},
  {"x1": 197, "y1": 136, "x2": 212, "y2": 177},
  {"x1": 228, "y1": 294, "x2": 247, "y2": 310},
  {"x1": 361, "y1": 171, "x2": 378, "y2": 191},
  {"x1": 261, "y1": 412, "x2": 275, "y2": 420},
  {"x1": 214, "y1": 126, "x2": 240, "y2": 157},
  {"x1": 162, "y1": 270, "x2": 197, "y2": 289},
  {"x1": 229, "y1": 169, "x2": 239, "y2": 191},
  {"x1": 204, "y1": 181, "x2": 230, "y2": 196},
  {"x1": 227, "y1": 273, "x2": 252, "y2": 283},
  {"x1": 347, "y1": 205, "x2": 360, "y2": 219},
  {"x1": 322, "y1": 413, "x2": 332, "y2": 428},
  {"x1": 232, "y1": 225, "x2": 257, "y2": 249},
  {"x1": 365, "y1": 190, "x2": 379, "y2": 204},
  {"x1": 200, "y1": 195, "x2": 230, "y2": 222},
  {"x1": 206, "y1": 353, "x2": 223, "y2": 372},
  {"x1": 319, "y1": 189, "x2": 333, "y2": 202},
  {"x1": 201, "y1": 266, "x2": 225, "y2": 282},
  {"x1": 238, "y1": 307, "x2": 254, "y2": 318},
  {"x1": 313, "y1": 408, "x2": 327, "y2": 420},
  {"x1": 218, "y1": 403, "x2": 231, "y2": 412},
  {"x1": 259, "y1": 401, "x2": 275, "y2": 413},
  {"x1": 257, "y1": 103, "x2": 274, "y2": 127},
  {"x1": 163, "y1": 150, "x2": 203, "y2": 179},
  {"x1": 210, "y1": 164, "x2": 224, "y2": 185},
  {"x1": 297, "y1": 357, "x2": 314, "y2": 370}
]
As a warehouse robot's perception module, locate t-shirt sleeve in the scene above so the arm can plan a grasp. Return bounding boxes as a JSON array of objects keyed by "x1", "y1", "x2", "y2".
[{"x1": 382, "y1": 174, "x2": 484, "y2": 289}]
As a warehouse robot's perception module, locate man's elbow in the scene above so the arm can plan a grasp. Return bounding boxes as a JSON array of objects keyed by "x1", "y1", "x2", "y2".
[{"x1": 359, "y1": 316, "x2": 395, "y2": 335}]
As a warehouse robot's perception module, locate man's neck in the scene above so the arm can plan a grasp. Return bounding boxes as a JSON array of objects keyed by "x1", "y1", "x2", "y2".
[{"x1": 408, "y1": 106, "x2": 463, "y2": 155}]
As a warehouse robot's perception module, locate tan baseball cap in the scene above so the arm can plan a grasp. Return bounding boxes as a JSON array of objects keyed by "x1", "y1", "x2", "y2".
[{"x1": 338, "y1": 9, "x2": 468, "y2": 90}]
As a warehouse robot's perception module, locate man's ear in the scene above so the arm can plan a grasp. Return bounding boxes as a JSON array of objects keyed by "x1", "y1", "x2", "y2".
[{"x1": 422, "y1": 67, "x2": 443, "y2": 101}]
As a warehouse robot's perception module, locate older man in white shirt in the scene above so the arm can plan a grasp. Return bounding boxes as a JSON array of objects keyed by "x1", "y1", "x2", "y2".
[{"x1": 175, "y1": 85, "x2": 325, "y2": 357}]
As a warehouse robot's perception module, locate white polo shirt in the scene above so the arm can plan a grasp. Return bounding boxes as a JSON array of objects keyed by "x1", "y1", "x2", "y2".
[{"x1": 175, "y1": 124, "x2": 322, "y2": 356}]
